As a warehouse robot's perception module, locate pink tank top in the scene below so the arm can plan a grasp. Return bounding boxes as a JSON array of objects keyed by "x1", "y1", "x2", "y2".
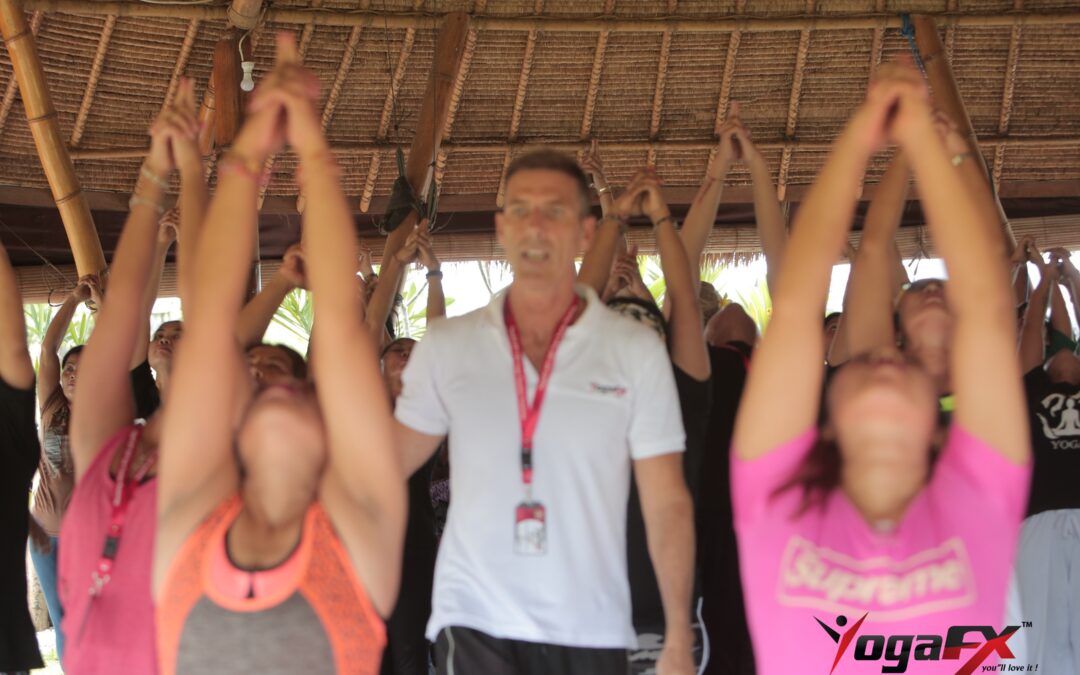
[{"x1": 59, "y1": 425, "x2": 158, "y2": 674}]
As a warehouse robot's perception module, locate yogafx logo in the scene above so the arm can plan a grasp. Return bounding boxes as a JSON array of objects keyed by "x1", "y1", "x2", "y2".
[{"x1": 816, "y1": 613, "x2": 1021, "y2": 674}]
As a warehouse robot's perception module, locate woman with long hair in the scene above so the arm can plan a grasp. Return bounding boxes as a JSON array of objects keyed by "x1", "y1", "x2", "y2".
[
  {"x1": 731, "y1": 61, "x2": 1031, "y2": 674},
  {"x1": 154, "y1": 34, "x2": 405, "y2": 675}
]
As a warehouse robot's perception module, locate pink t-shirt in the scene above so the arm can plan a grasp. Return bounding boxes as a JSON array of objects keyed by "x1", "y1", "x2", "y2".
[
  {"x1": 732, "y1": 425, "x2": 1030, "y2": 675},
  {"x1": 59, "y1": 425, "x2": 158, "y2": 674}
]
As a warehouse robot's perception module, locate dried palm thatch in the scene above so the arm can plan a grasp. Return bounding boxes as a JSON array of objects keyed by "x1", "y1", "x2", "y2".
[{"x1": 0, "y1": 0, "x2": 1077, "y2": 266}]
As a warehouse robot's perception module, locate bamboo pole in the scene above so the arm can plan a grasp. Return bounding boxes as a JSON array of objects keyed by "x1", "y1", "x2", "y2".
[
  {"x1": 0, "y1": 0, "x2": 103, "y2": 276},
  {"x1": 912, "y1": 14, "x2": 1014, "y2": 250},
  {"x1": 376, "y1": 11, "x2": 470, "y2": 265},
  {"x1": 67, "y1": 134, "x2": 1080, "y2": 161},
  {"x1": 17, "y1": 1, "x2": 1080, "y2": 32}
]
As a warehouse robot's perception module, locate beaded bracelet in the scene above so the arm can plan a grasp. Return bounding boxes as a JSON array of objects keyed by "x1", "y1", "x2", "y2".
[
  {"x1": 219, "y1": 152, "x2": 270, "y2": 188},
  {"x1": 600, "y1": 214, "x2": 629, "y2": 233},
  {"x1": 426, "y1": 269, "x2": 444, "y2": 280},
  {"x1": 140, "y1": 165, "x2": 169, "y2": 189},
  {"x1": 129, "y1": 195, "x2": 165, "y2": 216},
  {"x1": 653, "y1": 214, "x2": 677, "y2": 230}
]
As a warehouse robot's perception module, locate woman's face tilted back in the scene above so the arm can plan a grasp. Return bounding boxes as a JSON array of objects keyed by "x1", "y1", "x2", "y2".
[
  {"x1": 61, "y1": 349, "x2": 81, "y2": 402},
  {"x1": 236, "y1": 376, "x2": 327, "y2": 505},
  {"x1": 826, "y1": 345, "x2": 939, "y2": 473}
]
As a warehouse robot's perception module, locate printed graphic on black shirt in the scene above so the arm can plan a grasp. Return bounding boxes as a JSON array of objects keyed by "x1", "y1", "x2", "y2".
[{"x1": 1034, "y1": 391, "x2": 1080, "y2": 448}]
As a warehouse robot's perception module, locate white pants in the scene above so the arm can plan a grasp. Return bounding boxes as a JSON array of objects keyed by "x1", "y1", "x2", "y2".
[{"x1": 1005, "y1": 509, "x2": 1080, "y2": 674}]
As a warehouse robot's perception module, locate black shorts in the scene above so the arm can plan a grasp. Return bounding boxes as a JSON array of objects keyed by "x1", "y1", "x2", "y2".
[{"x1": 434, "y1": 626, "x2": 629, "y2": 675}]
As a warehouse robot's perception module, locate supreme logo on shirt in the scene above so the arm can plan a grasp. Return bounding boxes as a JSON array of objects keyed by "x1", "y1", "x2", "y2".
[{"x1": 775, "y1": 536, "x2": 977, "y2": 622}]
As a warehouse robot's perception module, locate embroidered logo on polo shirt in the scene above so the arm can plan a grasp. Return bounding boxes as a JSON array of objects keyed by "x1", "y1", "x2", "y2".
[
  {"x1": 590, "y1": 383, "x2": 628, "y2": 397},
  {"x1": 776, "y1": 536, "x2": 976, "y2": 622}
]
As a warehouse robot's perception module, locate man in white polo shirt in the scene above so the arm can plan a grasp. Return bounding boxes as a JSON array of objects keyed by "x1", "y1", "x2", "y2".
[{"x1": 394, "y1": 150, "x2": 695, "y2": 675}]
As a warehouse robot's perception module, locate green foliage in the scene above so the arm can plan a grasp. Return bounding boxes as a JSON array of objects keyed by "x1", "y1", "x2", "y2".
[
  {"x1": 23, "y1": 303, "x2": 95, "y2": 372},
  {"x1": 65, "y1": 311, "x2": 94, "y2": 346},
  {"x1": 703, "y1": 260, "x2": 773, "y2": 332},
  {"x1": 271, "y1": 289, "x2": 314, "y2": 344},
  {"x1": 395, "y1": 275, "x2": 454, "y2": 340}
]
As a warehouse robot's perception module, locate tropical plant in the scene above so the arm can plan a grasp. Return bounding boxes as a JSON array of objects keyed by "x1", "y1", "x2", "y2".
[
  {"x1": 270, "y1": 289, "x2": 314, "y2": 345},
  {"x1": 395, "y1": 274, "x2": 454, "y2": 340}
]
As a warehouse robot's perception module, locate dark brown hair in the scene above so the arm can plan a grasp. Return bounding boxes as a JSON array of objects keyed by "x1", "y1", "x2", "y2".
[
  {"x1": 41, "y1": 344, "x2": 84, "y2": 436},
  {"x1": 504, "y1": 150, "x2": 592, "y2": 215}
]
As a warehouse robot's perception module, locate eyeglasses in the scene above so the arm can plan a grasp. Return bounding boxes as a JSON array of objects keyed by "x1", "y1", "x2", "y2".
[{"x1": 900, "y1": 278, "x2": 946, "y2": 294}]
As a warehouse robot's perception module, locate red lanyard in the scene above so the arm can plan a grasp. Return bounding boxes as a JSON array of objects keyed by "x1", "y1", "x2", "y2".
[
  {"x1": 504, "y1": 295, "x2": 580, "y2": 497},
  {"x1": 90, "y1": 426, "x2": 156, "y2": 596}
]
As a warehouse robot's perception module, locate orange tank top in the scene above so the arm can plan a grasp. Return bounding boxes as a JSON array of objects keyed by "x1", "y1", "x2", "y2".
[{"x1": 157, "y1": 497, "x2": 385, "y2": 675}]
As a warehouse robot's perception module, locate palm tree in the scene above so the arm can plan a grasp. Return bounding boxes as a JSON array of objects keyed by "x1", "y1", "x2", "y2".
[{"x1": 271, "y1": 289, "x2": 314, "y2": 345}]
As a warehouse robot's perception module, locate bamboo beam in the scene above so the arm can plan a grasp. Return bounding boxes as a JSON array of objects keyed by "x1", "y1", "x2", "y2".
[
  {"x1": 777, "y1": 0, "x2": 814, "y2": 202},
  {"x1": 67, "y1": 133, "x2": 1080, "y2": 161},
  {"x1": 359, "y1": 2, "x2": 420, "y2": 213},
  {"x1": 376, "y1": 10, "x2": 469, "y2": 264},
  {"x1": 196, "y1": 81, "x2": 215, "y2": 157},
  {"x1": 69, "y1": 13, "x2": 114, "y2": 147},
  {"x1": 868, "y1": 0, "x2": 885, "y2": 75},
  {"x1": 646, "y1": 0, "x2": 677, "y2": 166},
  {"x1": 944, "y1": 0, "x2": 957, "y2": 59},
  {"x1": 0, "y1": 0, "x2": 103, "y2": 276},
  {"x1": 707, "y1": 0, "x2": 745, "y2": 179},
  {"x1": 434, "y1": 0, "x2": 483, "y2": 188},
  {"x1": 993, "y1": 0, "x2": 1024, "y2": 193},
  {"x1": 496, "y1": 0, "x2": 543, "y2": 207},
  {"x1": 162, "y1": 19, "x2": 200, "y2": 109},
  {"x1": 18, "y1": 1, "x2": 1080, "y2": 32},
  {"x1": 227, "y1": 0, "x2": 261, "y2": 30},
  {"x1": 296, "y1": 2, "x2": 365, "y2": 214},
  {"x1": 579, "y1": 0, "x2": 614, "y2": 141},
  {"x1": 912, "y1": 15, "x2": 992, "y2": 187},
  {"x1": 0, "y1": 9, "x2": 39, "y2": 138}
]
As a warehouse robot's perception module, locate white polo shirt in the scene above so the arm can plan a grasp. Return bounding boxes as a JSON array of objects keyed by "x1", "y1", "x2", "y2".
[{"x1": 395, "y1": 285, "x2": 686, "y2": 649}]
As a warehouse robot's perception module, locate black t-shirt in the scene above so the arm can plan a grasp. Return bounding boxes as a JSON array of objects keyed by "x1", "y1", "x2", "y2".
[
  {"x1": 0, "y1": 376, "x2": 45, "y2": 670},
  {"x1": 699, "y1": 341, "x2": 756, "y2": 675},
  {"x1": 381, "y1": 453, "x2": 438, "y2": 675},
  {"x1": 1023, "y1": 368, "x2": 1080, "y2": 517},
  {"x1": 626, "y1": 363, "x2": 711, "y2": 631},
  {"x1": 131, "y1": 359, "x2": 161, "y2": 420}
]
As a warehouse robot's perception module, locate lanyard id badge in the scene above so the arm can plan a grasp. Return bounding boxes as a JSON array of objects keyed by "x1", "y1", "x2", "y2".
[{"x1": 504, "y1": 294, "x2": 580, "y2": 556}]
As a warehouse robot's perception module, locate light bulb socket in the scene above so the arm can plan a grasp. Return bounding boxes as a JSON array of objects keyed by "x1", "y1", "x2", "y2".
[{"x1": 240, "y1": 61, "x2": 256, "y2": 92}]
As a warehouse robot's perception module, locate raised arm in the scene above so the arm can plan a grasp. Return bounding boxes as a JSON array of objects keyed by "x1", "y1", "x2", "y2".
[
  {"x1": 366, "y1": 227, "x2": 419, "y2": 346},
  {"x1": 1049, "y1": 248, "x2": 1080, "y2": 326},
  {"x1": 171, "y1": 79, "x2": 209, "y2": 311},
  {"x1": 416, "y1": 227, "x2": 446, "y2": 321},
  {"x1": 680, "y1": 116, "x2": 736, "y2": 288},
  {"x1": 580, "y1": 140, "x2": 614, "y2": 217},
  {"x1": 131, "y1": 214, "x2": 177, "y2": 369},
  {"x1": 0, "y1": 240, "x2": 32, "y2": 389},
  {"x1": 733, "y1": 72, "x2": 906, "y2": 461},
  {"x1": 898, "y1": 97, "x2": 1028, "y2": 462},
  {"x1": 1018, "y1": 241, "x2": 1052, "y2": 374},
  {"x1": 71, "y1": 90, "x2": 199, "y2": 479},
  {"x1": 615, "y1": 170, "x2": 709, "y2": 380},
  {"x1": 263, "y1": 34, "x2": 405, "y2": 616},
  {"x1": 729, "y1": 122, "x2": 787, "y2": 292},
  {"x1": 37, "y1": 286, "x2": 86, "y2": 412},
  {"x1": 236, "y1": 243, "x2": 304, "y2": 348},
  {"x1": 156, "y1": 71, "x2": 281, "y2": 530},
  {"x1": 827, "y1": 152, "x2": 910, "y2": 366}
]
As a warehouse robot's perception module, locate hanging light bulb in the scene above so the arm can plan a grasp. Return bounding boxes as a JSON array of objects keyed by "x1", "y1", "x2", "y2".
[{"x1": 240, "y1": 61, "x2": 256, "y2": 92}]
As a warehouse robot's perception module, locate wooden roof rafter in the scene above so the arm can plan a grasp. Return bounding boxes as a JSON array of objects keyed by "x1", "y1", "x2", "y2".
[
  {"x1": 496, "y1": 0, "x2": 544, "y2": 208},
  {"x1": 706, "y1": 0, "x2": 745, "y2": 180},
  {"x1": 434, "y1": 0, "x2": 484, "y2": 190},
  {"x1": 944, "y1": 0, "x2": 958, "y2": 59},
  {"x1": 777, "y1": 0, "x2": 815, "y2": 202},
  {"x1": 359, "y1": 0, "x2": 424, "y2": 213},
  {"x1": 296, "y1": 2, "x2": 368, "y2": 213},
  {"x1": 161, "y1": 18, "x2": 201, "y2": 110},
  {"x1": 20, "y1": 2, "x2": 1080, "y2": 32},
  {"x1": 993, "y1": 0, "x2": 1025, "y2": 193},
  {"x1": 0, "y1": 9, "x2": 40, "y2": 138},
  {"x1": 646, "y1": 0, "x2": 677, "y2": 167},
  {"x1": 69, "y1": 13, "x2": 115, "y2": 147},
  {"x1": 578, "y1": 0, "x2": 614, "y2": 142}
]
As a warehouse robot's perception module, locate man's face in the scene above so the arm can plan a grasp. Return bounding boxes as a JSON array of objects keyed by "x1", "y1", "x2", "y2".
[
  {"x1": 247, "y1": 345, "x2": 298, "y2": 390},
  {"x1": 495, "y1": 169, "x2": 594, "y2": 282}
]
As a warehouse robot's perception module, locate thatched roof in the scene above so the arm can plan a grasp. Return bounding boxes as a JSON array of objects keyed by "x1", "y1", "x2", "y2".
[{"x1": 0, "y1": 0, "x2": 1078, "y2": 269}]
